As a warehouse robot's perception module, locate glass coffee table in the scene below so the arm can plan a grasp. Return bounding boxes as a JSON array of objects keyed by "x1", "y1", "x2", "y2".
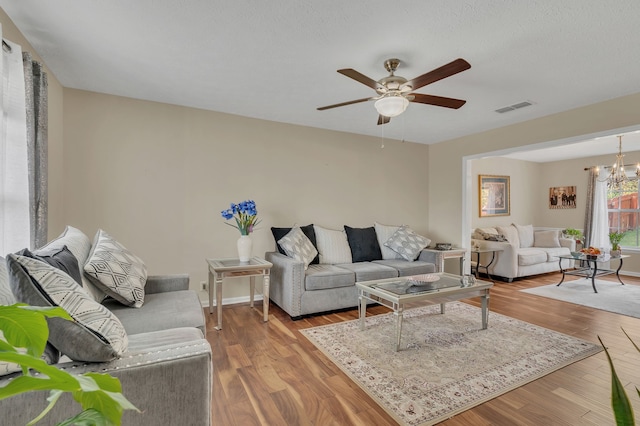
[
  {"x1": 356, "y1": 273, "x2": 493, "y2": 351},
  {"x1": 556, "y1": 253, "x2": 629, "y2": 293}
]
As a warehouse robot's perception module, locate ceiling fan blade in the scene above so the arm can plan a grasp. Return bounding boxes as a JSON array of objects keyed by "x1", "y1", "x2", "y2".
[
  {"x1": 404, "y1": 58, "x2": 471, "y2": 91},
  {"x1": 317, "y1": 97, "x2": 371, "y2": 111},
  {"x1": 377, "y1": 115, "x2": 390, "y2": 125},
  {"x1": 410, "y1": 93, "x2": 466, "y2": 109},
  {"x1": 338, "y1": 69, "x2": 383, "y2": 90}
]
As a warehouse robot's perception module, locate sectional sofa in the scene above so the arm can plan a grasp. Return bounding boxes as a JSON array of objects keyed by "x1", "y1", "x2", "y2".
[
  {"x1": 0, "y1": 226, "x2": 211, "y2": 425},
  {"x1": 266, "y1": 223, "x2": 439, "y2": 319}
]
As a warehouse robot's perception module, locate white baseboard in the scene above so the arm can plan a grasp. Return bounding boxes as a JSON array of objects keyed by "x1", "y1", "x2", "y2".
[{"x1": 199, "y1": 293, "x2": 263, "y2": 309}]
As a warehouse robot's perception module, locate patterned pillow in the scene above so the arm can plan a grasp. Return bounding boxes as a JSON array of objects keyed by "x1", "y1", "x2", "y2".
[
  {"x1": 0, "y1": 256, "x2": 15, "y2": 306},
  {"x1": 313, "y1": 225, "x2": 353, "y2": 264},
  {"x1": 84, "y1": 230, "x2": 148, "y2": 308},
  {"x1": 375, "y1": 222, "x2": 404, "y2": 260},
  {"x1": 18, "y1": 246, "x2": 83, "y2": 286},
  {"x1": 277, "y1": 226, "x2": 318, "y2": 269},
  {"x1": 384, "y1": 226, "x2": 431, "y2": 261},
  {"x1": 6, "y1": 254, "x2": 128, "y2": 362}
]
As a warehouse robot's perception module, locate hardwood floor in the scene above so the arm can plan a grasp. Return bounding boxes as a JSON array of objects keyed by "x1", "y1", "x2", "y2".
[{"x1": 206, "y1": 273, "x2": 640, "y2": 425}]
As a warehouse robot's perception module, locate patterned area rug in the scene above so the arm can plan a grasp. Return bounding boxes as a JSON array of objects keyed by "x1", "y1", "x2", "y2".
[
  {"x1": 300, "y1": 302, "x2": 601, "y2": 426},
  {"x1": 521, "y1": 279, "x2": 640, "y2": 319}
]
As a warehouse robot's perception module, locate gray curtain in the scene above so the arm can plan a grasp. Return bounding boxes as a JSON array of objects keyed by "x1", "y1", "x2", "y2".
[
  {"x1": 583, "y1": 166, "x2": 597, "y2": 247},
  {"x1": 23, "y1": 52, "x2": 48, "y2": 249}
]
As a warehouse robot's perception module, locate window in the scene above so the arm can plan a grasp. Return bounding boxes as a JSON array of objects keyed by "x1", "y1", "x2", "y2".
[{"x1": 607, "y1": 180, "x2": 640, "y2": 248}]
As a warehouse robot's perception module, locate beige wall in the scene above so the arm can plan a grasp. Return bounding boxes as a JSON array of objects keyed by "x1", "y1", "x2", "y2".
[
  {"x1": 0, "y1": 9, "x2": 65, "y2": 240},
  {"x1": 62, "y1": 89, "x2": 430, "y2": 302}
]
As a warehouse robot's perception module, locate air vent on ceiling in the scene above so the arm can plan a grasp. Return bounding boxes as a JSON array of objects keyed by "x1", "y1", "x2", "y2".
[{"x1": 495, "y1": 100, "x2": 534, "y2": 114}]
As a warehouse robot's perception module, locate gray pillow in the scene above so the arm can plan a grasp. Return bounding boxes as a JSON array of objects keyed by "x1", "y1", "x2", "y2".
[
  {"x1": 84, "y1": 230, "x2": 148, "y2": 308},
  {"x1": 7, "y1": 254, "x2": 128, "y2": 362},
  {"x1": 0, "y1": 256, "x2": 15, "y2": 305},
  {"x1": 384, "y1": 226, "x2": 431, "y2": 261},
  {"x1": 277, "y1": 226, "x2": 318, "y2": 270},
  {"x1": 18, "y1": 245, "x2": 83, "y2": 286}
]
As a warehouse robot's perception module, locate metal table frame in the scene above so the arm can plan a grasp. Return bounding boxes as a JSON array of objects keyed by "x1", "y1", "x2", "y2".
[{"x1": 556, "y1": 254, "x2": 628, "y2": 293}]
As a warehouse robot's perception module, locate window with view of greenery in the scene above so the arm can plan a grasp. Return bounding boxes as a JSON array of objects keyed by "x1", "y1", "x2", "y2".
[{"x1": 607, "y1": 180, "x2": 640, "y2": 248}]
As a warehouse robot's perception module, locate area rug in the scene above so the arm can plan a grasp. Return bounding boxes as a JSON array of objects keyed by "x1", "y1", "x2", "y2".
[
  {"x1": 521, "y1": 278, "x2": 640, "y2": 318},
  {"x1": 300, "y1": 302, "x2": 601, "y2": 426}
]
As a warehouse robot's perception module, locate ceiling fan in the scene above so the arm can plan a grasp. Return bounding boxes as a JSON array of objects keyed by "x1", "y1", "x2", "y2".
[{"x1": 317, "y1": 58, "x2": 471, "y2": 125}]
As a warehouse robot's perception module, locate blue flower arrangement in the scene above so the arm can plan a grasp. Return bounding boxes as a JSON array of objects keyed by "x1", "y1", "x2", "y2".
[{"x1": 221, "y1": 200, "x2": 260, "y2": 235}]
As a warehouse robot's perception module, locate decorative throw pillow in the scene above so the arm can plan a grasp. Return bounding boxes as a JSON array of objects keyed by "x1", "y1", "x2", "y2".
[
  {"x1": 344, "y1": 226, "x2": 383, "y2": 262},
  {"x1": 384, "y1": 226, "x2": 431, "y2": 261},
  {"x1": 38, "y1": 226, "x2": 106, "y2": 302},
  {"x1": 277, "y1": 226, "x2": 318, "y2": 269},
  {"x1": 0, "y1": 256, "x2": 14, "y2": 306},
  {"x1": 534, "y1": 230, "x2": 561, "y2": 248},
  {"x1": 7, "y1": 254, "x2": 128, "y2": 362},
  {"x1": 84, "y1": 230, "x2": 148, "y2": 308},
  {"x1": 513, "y1": 224, "x2": 534, "y2": 248},
  {"x1": 497, "y1": 225, "x2": 520, "y2": 246},
  {"x1": 313, "y1": 225, "x2": 353, "y2": 264},
  {"x1": 374, "y1": 222, "x2": 404, "y2": 260},
  {"x1": 18, "y1": 246, "x2": 83, "y2": 286},
  {"x1": 271, "y1": 224, "x2": 319, "y2": 264}
]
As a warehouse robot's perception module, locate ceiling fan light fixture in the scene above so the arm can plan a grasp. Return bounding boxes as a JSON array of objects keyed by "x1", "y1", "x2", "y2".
[{"x1": 374, "y1": 95, "x2": 409, "y2": 118}]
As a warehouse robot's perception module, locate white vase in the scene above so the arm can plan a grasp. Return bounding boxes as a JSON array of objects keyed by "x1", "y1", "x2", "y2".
[{"x1": 237, "y1": 235, "x2": 253, "y2": 262}]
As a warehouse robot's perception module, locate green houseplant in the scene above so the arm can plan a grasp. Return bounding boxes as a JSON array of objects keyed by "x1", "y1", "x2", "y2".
[
  {"x1": 0, "y1": 303, "x2": 137, "y2": 425},
  {"x1": 563, "y1": 228, "x2": 584, "y2": 243},
  {"x1": 609, "y1": 231, "x2": 625, "y2": 252}
]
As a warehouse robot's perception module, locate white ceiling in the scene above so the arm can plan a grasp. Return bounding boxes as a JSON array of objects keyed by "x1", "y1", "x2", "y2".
[{"x1": 2, "y1": 1, "x2": 640, "y2": 149}]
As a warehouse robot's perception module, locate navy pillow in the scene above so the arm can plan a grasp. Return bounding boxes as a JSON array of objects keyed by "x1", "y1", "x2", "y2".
[
  {"x1": 18, "y1": 245, "x2": 83, "y2": 286},
  {"x1": 344, "y1": 226, "x2": 383, "y2": 262},
  {"x1": 271, "y1": 224, "x2": 320, "y2": 264}
]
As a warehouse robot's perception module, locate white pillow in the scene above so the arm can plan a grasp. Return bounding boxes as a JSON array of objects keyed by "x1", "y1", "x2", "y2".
[
  {"x1": 513, "y1": 224, "x2": 534, "y2": 248},
  {"x1": 384, "y1": 226, "x2": 431, "y2": 261},
  {"x1": 84, "y1": 230, "x2": 148, "y2": 308},
  {"x1": 374, "y1": 222, "x2": 404, "y2": 260},
  {"x1": 534, "y1": 230, "x2": 561, "y2": 248},
  {"x1": 313, "y1": 225, "x2": 352, "y2": 264},
  {"x1": 497, "y1": 225, "x2": 520, "y2": 246},
  {"x1": 277, "y1": 226, "x2": 318, "y2": 269}
]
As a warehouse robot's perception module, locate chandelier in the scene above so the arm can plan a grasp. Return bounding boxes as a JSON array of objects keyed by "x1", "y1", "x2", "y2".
[{"x1": 602, "y1": 135, "x2": 640, "y2": 190}]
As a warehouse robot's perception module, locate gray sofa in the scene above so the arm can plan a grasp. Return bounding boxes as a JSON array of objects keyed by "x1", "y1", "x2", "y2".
[
  {"x1": 0, "y1": 226, "x2": 211, "y2": 426},
  {"x1": 266, "y1": 223, "x2": 439, "y2": 319}
]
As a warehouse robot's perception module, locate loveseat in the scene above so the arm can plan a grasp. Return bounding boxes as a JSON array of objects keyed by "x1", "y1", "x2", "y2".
[
  {"x1": 266, "y1": 223, "x2": 439, "y2": 319},
  {"x1": 0, "y1": 226, "x2": 211, "y2": 426},
  {"x1": 471, "y1": 224, "x2": 575, "y2": 282}
]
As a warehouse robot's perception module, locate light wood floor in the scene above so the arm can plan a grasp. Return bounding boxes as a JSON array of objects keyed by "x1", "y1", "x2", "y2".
[{"x1": 206, "y1": 273, "x2": 640, "y2": 425}]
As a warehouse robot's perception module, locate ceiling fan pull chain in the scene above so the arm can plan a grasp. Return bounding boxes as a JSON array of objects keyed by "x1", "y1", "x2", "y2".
[{"x1": 381, "y1": 121, "x2": 385, "y2": 149}]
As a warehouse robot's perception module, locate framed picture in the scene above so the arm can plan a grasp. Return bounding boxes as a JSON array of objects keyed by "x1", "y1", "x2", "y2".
[
  {"x1": 479, "y1": 175, "x2": 510, "y2": 217},
  {"x1": 549, "y1": 186, "x2": 576, "y2": 209}
]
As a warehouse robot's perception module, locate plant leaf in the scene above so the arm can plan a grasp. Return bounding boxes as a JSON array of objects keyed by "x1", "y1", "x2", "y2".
[
  {"x1": 598, "y1": 336, "x2": 635, "y2": 426},
  {"x1": 0, "y1": 304, "x2": 71, "y2": 357},
  {"x1": 55, "y1": 408, "x2": 110, "y2": 426},
  {"x1": 72, "y1": 374, "x2": 139, "y2": 425},
  {"x1": 622, "y1": 328, "x2": 640, "y2": 353}
]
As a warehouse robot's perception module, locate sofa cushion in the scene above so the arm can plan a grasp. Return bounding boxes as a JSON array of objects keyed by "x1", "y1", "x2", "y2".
[
  {"x1": 84, "y1": 229, "x2": 148, "y2": 308},
  {"x1": 37, "y1": 226, "x2": 105, "y2": 302},
  {"x1": 497, "y1": 225, "x2": 520, "y2": 246},
  {"x1": 7, "y1": 254, "x2": 128, "y2": 362},
  {"x1": 104, "y1": 290, "x2": 205, "y2": 335},
  {"x1": 271, "y1": 224, "x2": 319, "y2": 264},
  {"x1": 304, "y1": 264, "x2": 355, "y2": 291},
  {"x1": 544, "y1": 247, "x2": 571, "y2": 261},
  {"x1": 18, "y1": 246, "x2": 83, "y2": 286},
  {"x1": 513, "y1": 224, "x2": 534, "y2": 248},
  {"x1": 344, "y1": 226, "x2": 383, "y2": 262},
  {"x1": 313, "y1": 225, "x2": 353, "y2": 264},
  {"x1": 517, "y1": 248, "x2": 548, "y2": 266},
  {"x1": 374, "y1": 222, "x2": 404, "y2": 260},
  {"x1": 373, "y1": 259, "x2": 436, "y2": 276},
  {"x1": 384, "y1": 226, "x2": 431, "y2": 261},
  {"x1": 277, "y1": 226, "x2": 318, "y2": 270},
  {"x1": 336, "y1": 262, "x2": 397, "y2": 282},
  {"x1": 534, "y1": 230, "x2": 561, "y2": 248}
]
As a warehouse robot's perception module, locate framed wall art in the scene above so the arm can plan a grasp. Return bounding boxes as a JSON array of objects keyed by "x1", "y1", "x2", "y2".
[
  {"x1": 549, "y1": 186, "x2": 576, "y2": 209},
  {"x1": 479, "y1": 175, "x2": 510, "y2": 217}
]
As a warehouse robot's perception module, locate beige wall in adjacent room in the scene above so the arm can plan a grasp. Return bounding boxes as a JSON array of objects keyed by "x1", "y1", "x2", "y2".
[
  {"x1": 0, "y1": 8, "x2": 65, "y2": 241},
  {"x1": 62, "y1": 89, "x2": 430, "y2": 303}
]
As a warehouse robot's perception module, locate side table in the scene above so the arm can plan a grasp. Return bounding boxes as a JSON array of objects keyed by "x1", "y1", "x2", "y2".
[
  {"x1": 421, "y1": 247, "x2": 466, "y2": 274},
  {"x1": 470, "y1": 248, "x2": 503, "y2": 281},
  {"x1": 206, "y1": 257, "x2": 273, "y2": 330}
]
